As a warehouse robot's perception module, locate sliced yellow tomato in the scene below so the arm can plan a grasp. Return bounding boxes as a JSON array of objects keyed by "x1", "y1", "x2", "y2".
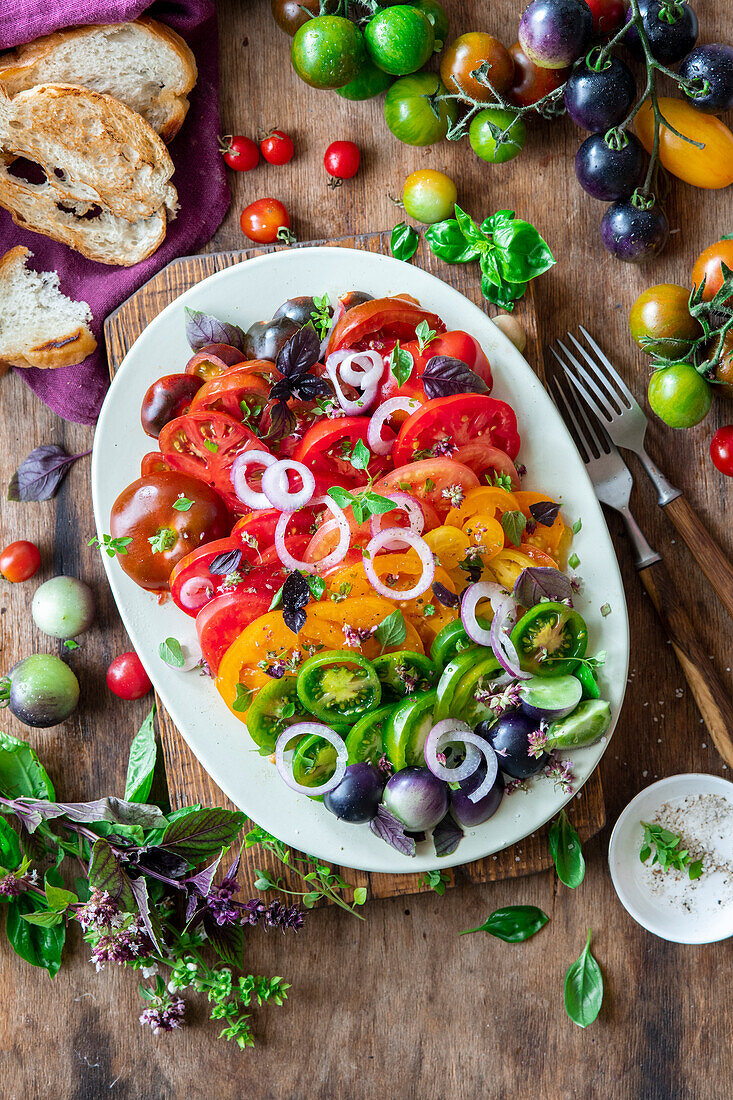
[
  {"x1": 423, "y1": 525, "x2": 470, "y2": 573},
  {"x1": 636, "y1": 99, "x2": 733, "y2": 190},
  {"x1": 461, "y1": 512, "x2": 505, "y2": 559},
  {"x1": 445, "y1": 485, "x2": 519, "y2": 528},
  {"x1": 513, "y1": 490, "x2": 566, "y2": 555},
  {"x1": 325, "y1": 553, "x2": 457, "y2": 637},
  {"x1": 484, "y1": 547, "x2": 539, "y2": 590}
]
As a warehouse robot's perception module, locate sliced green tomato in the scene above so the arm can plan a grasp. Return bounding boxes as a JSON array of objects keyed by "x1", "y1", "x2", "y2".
[
  {"x1": 545, "y1": 699, "x2": 612, "y2": 749},
  {"x1": 574, "y1": 663, "x2": 601, "y2": 700},
  {"x1": 345, "y1": 703, "x2": 395, "y2": 765},
  {"x1": 453, "y1": 653, "x2": 503, "y2": 725},
  {"x1": 434, "y1": 646, "x2": 484, "y2": 721},
  {"x1": 510, "y1": 602, "x2": 588, "y2": 677},
  {"x1": 430, "y1": 620, "x2": 474, "y2": 668},
  {"x1": 373, "y1": 650, "x2": 438, "y2": 699},
  {"x1": 518, "y1": 674, "x2": 583, "y2": 719},
  {"x1": 246, "y1": 676, "x2": 307, "y2": 753},
  {"x1": 292, "y1": 733, "x2": 338, "y2": 799},
  {"x1": 384, "y1": 688, "x2": 437, "y2": 770},
  {"x1": 296, "y1": 649, "x2": 381, "y2": 724}
]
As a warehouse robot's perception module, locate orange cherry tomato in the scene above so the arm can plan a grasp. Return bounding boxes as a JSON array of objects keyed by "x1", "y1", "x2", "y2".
[
  {"x1": 440, "y1": 33, "x2": 514, "y2": 102},
  {"x1": 635, "y1": 99, "x2": 733, "y2": 189},
  {"x1": 692, "y1": 239, "x2": 733, "y2": 306}
]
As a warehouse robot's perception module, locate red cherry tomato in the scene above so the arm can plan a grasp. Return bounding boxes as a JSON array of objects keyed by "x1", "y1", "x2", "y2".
[
  {"x1": 240, "y1": 198, "x2": 291, "y2": 244},
  {"x1": 507, "y1": 42, "x2": 568, "y2": 108},
  {"x1": 260, "y1": 129, "x2": 295, "y2": 165},
  {"x1": 710, "y1": 425, "x2": 733, "y2": 476},
  {"x1": 0, "y1": 540, "x2": 41, "y2": 583},
  {"x1": 584, "y1": 0, "x2": 626, "y2": 34},
  {"x1": 376, "y1": 329, "x2": 493, "y2": 404},
  {"x1": 324, "y1": 140, "x2": 361, "y2": 181},
  {"x1": 220, "y1": 135, "x2": 259, "y2": 172},
  {"x1": 106, "y1": 652, "x2": 152, "y2": 699}
]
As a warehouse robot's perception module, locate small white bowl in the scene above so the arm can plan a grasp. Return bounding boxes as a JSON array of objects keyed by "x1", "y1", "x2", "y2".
[{"x1": 608, "y1": 773, "x2": 733, "y2": 944}]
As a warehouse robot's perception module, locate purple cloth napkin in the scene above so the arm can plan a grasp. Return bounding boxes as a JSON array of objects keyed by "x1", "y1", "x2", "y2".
[{"x1": 0, "y1": 0, "x2": 230, "y2": 424}]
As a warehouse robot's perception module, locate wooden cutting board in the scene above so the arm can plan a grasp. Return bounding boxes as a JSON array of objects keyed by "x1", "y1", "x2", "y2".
[{"x1": 105, "y1": 231, "x2": 605, "y2": 903}]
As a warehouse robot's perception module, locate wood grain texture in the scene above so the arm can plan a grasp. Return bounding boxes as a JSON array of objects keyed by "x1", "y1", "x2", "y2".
[
  {"x1": 662, "y1": 493, "x2": 733, "y2": 621},
  {"x1": 0, "y1": 1, "x2": 732, "y2": 1097},
  {"x1": 105, "y1": 231, "x2": 606, "y2": 903}
]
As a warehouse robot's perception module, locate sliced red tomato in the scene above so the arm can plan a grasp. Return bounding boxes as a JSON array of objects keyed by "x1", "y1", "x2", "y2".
[
  {"x1": 451, "y1": 440, "x2": 521, "y2": 487},
  {"x1": 392, "y1": 394, "x2": 521, "y2": 467},
  {"x1": 232, "y1": 507, "x2": 315, "y2": 561},
  {"x1": 170, "y1": 537, "x2": 241, "y2": 616},
  {"x1": 372, "y1": 458, "x2": 480, "y2": 520},
  {"x1": 293, "y1": 417, "x2": 392, "y2": 488},
  {"x1": 189, "y1": 363, "x2": 277, "y2": 425},
  {"x1": 158, "y1": 410, "x2": 265, "y2": 512},
  {"x1": 377, "y1": 330, "x2": 493, "y2": 404},
  {"x1": 185, "y1": 344, "x2": 247, "y2": 381},
  {"x1": 140, "y1": 451, "x2": 176, "y2": 476},
  {"x1": 196, "y1": 590, "x2": 274, "y2": 674},
  {"x1": 327, "y1": 296, "x2": 446, "y2": 355}
]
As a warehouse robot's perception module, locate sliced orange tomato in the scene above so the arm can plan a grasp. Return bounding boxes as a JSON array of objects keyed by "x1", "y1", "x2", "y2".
[
  {"x1": 423, "y1": 525, "x2": 470, "y2": 574},
  {"x1": 460, "y1": 512, "x2": 505, "y2": 559},
  {"x1": 444, "y1": 485, "x2": 519, "y2": 529},
  {"x1": 513, "y1": 490, "x2": 566, "y2": 555},
  {"x1": 636, "y1": 99, "x2": 733, "y2": 190}
]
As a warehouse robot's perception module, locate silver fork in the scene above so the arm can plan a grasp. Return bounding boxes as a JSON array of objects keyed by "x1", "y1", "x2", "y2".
[
  {"x1": 551, "y1": 326, "x2": 733, "y2": 621},
  {"x1": 552, "y1": 375, "x2": 733, "y2": 768}
]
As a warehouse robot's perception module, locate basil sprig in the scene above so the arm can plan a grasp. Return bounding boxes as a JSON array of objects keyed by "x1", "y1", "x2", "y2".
[{"x1": 425, "y1": 206, "x2": 555, "y2": 312}]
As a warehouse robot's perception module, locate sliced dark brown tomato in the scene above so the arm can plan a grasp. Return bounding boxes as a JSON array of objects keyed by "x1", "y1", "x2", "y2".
[{"x1": 185, "y1": 343, "x2": 248, "y2": 381}]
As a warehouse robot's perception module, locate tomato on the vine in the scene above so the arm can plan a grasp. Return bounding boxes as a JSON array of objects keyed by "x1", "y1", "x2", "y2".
[
  {"x1": 402, "y1": 169, "x2": 457, "y2": 224},
  {"x1": 324, "y1": 140, "x2": 361, "y2": 181},
  {"x1": 240, "y1": 198, "x2": 291, "y2": 244},
  {"x1": 220, "y1": 135, "x2": 259, "y2": 172},
  {"x1": 440, "y1": 32, "x2": 514, "y2": 102},
  {"x1": 692, "y1": 239, "x2": 733, "y2": 305},
  {"x1": 635, "y1": 99, "x2": 733, "y2": 190},
  {"x1": 628, "y1": 284, "x2": 703, "y2": 359},
  {"x1": 260, "y1": 130, "x2": 295, "y2": 165},
  {"x1": 710, "y1": 426, "x2": 733, "y2": 477},
  {"x1": 647, "y1": 362, "x2": 712, "y2": 429},
  {"x1": 507, "y1": 43, "x2": 568, "y2": 108},
  {"x1": 0, "y1": 540, "x2": 41, "y2": 583},
  {"x1": 106, "y1": 652, "x2": 152, "y2": 700},
  {"x1": 271, "y1": 0, "x2": 318, "y2": 36},
  {"x1": 584, "y1": 0, "x2": 625, "y2": 34}
]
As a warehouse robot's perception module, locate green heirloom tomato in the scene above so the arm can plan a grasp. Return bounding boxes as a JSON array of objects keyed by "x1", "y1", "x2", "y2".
[
  {"x1": 292, "y1": 733, "x2": 339, "y2": 793},
  {"x1": 365, "y1": 6, "x2": 435, "y2": 75},
  {"x1": 296, "y1": 650, "x2": 381, "y2": 724},
  {"x1": 545, "y1": 699, "x2": 611, "y2": 750},
  {"x1": 411, "y1": 0, "x2": 449, "y2": 48},
  {"x1": 469, "y1": 108, "x2": 526, "y2": 164},
  {"x1": 434, "y1": 646, "x2": 483, "y2": 721},
  {"x1": 384, "y1": 74, "x2": 457, "y2": 146},
  {"x1": 430, "y1": 620, "x2": 473, "y2": 668},
  {"x1": 373, "y1": 650, "x2": 438, "y2": 698},
  {"x1": 510, "y1": 602, "x2": 588, "y2": 677},
  {"x1": 648, "y1": 362, "x2": 712, "y2": 429},
  {"x1": 574, "y1": 663, "x2": 600, "y2": 700},
  {"x1": 345, "y1": 703, "x2": 395, "y2": 765},
  {"x1": 629, "y1": 284, "x2": 703, "y2": 359},
  {"x1": 384, "y1": 688, "x2": 437, "y2": 770},
  {"x1": 247, "y1": 677, "x2": 308, "y2": 752},
  {"x1": 452, "y1": 652, "x2": 502, "y2": 725},
  {"x1": 291, "y1": 17, "x2": 366, "y2": 89},
  {"x1": 336, "y1": 58, "x2": 394, "y2": 100},
  {"x1": 402, "y1": 169, "x2": 457, "y2": 224}
]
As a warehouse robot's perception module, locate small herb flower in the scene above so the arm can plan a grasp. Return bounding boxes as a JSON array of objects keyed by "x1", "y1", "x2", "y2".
[
  {"x1": 342, "y1": 623, "x2": 375, "y2": 647},
  {"x1": 544, "y1": 756, "x2": 576, "y2": 796},
  {"x1": 139, "y1": 994, "x2": 186, "y2": 1035},
  {"x1": 527, "y1": 728, "x2": 549, "y2": 759},
  {"x1": 441, "y1": 483, "x2": 465, "y2": 508}
]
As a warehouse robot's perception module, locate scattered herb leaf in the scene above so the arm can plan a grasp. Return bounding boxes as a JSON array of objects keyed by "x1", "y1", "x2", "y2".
[
  {"x1": 390, "y1": 222, "x2": 419, "y2": 262},
  {"x1": 374, "y1": 610, "x2": 407, "y2": 652},
  {"x1": 184, "y1": 307, "x2": 246, "y2": 353},
  {"x1": 460, "y1": 905, "x2": 549, "y2": 942},
  {"x1": 8, "y1": 445, "x2": 91, "y2": 503},
  {"x1": 159, "y1": 638, "x2": 185, "y2": 668},
  {"x1": 549, "y1": 809, "x2": 585, "y2": 889},
  {"x1": 639, "y1": 821, "x2": 703, "y2": 879},
  {"x1": 173, "y1": 496, "x2": 194, "y2": 512},
  {"x1": 564, "y1": 930, "x2": 603, "y2": 1028},
  {"x1": 422, "y1": 356, "x2": 489, "y2": 400},
  {"x1": 501, "y1": 510, "x2": 527, "y2": 548},
  {"x1": 529, "y1": 500, "x2": 561, "y2": 527},
  {"x1": 282, "y1": 571, "x2": 310, "y2": 634},
  {"x1": 513, "y1": 566, "x2": 572, "y2": 608},
  {"x1": 387, "y1": 342, "x2": 414, "y2": 389},
  {"x1": 369, "y1": 804, "x2": 415, "y2": 857}
]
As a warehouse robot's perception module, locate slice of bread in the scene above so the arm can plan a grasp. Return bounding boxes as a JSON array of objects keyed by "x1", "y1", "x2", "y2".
[
  {"x1": 0, "y1": 246, "x2": 96, "y2": 369},
  {"x1": 0, "y1": 83, "x2": 177, "y2": 266},
  {"x1": 0, "y1": 18, "x2": 197, "y2": 143}
]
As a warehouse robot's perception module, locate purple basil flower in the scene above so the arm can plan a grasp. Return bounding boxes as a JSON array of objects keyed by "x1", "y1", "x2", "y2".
[
  {"x1": 91, "y1": 917, "x2": 154, "y2": 971},
  {"x1": 75, "y1": 889, "x2": 121, "y2": 932},
  {"x1": 139, "y1": 996, "x2": 186, "y2": 1035}
]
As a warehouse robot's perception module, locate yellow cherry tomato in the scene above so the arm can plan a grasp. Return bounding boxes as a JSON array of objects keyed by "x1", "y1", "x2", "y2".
[{"x1": 635, "y1": 98, "x2": 733, "y2": 189}]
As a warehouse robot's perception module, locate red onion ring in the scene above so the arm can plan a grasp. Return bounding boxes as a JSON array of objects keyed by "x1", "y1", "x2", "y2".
[
  {"x1": 274, "y1": 722, "x2": 347, "y2": 797},
  {"x1": 369, "y1": 492, "x2": 424, "y2": 550},
  {"x1": 367, "y1": 396, "x2": 421, "y2": 456},
  {"x1": 424, "y1": 719, "x2": 481, "y2": 783},
  {"x1": 178, "y1": 575, "x2": 214, "y2": 612},
  {"x1": 276, "y1": 495, "x2": 350, "y2": 574},
  {"x1": 363, "y1": 528, "x2": 435, "y2": 600},
  {"x1": 426, "y1": 723, "x2": 499, "y2": 804},
  {"x1": 261, "y1": 459, "x2": 315, "y2": 512},
  {"x1": 490, "y1": 597, "x2": 531, "y2": 680},
  {"x1": 230, "y1": 449, "x2": 278, "y2": 509},
  {"x1": 460, "y1": 581, "x2": 505, "y2": 647}
]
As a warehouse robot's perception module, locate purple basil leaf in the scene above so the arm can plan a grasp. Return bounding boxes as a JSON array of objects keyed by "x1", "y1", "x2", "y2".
[
  {"x1": 290, "y1": 373, "x2": 331, "y2": 400},
  {"x1": 283, "y1": 606, "x2": 307, "y2": 634},
  {"x1": 221, "y1": 841, "x2": 244, "y2": 887},
  {"x1": 276, "y1": 325, "x2": 320, "y2": 379},
  {"x1": 8, "y1": 444, "x2": 91, "y2": 503},
  {"x1": 185, "y1": 850, "x2": 224, "y2": 897},
  {"x1": 513, "y1": 566, "x2": 572, "y2": 608},
  {"x1": 128, "y1": 876, "x2": 163, "y2": 954},
  {"x1": 264, "y1": 400, "x2": 298, "y2": 442},
  {"x1": 282, "y1": 571, "x2": 310, "y2": 634},
  {"x1": 209, "y1": 549, "x2": 242, "y2": 576},
  {"x1": 12, "y1": 796, "x2": 167, "y2": 830},
  {"x1": 88, "y1": 838, "x2": 136, "y2": 910},
  {"x1": 369, "y1": 805, "x2": 416, "y2": 857},
  {"x1": 528, "y1": 500, "x2": 561, "y2": 527},
  {"x1": 422, "y1": 356, "x2": 489, "y2": 400},
  {"x1": 432, "y1": 581, "x2": 460, "y2": 609},
  {"x1": 433, "y1": 813, "x2": 464, "y2": 857},
  {"x1": 129, "y1": 847, "x2": 190, "y2": 880},
  {"x1": 159, "y1": 807, "x2": 247, "y2": 862},
  {"x1": 184, "y1": 307, "x2": 246, "y2": 353}
]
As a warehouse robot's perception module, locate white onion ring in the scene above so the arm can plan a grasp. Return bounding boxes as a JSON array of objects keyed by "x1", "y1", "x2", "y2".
[
  {"x1": 262, "y1": 459, "x2": 315, "y2": 512},
  {"x1": 424, "y1": 719, "x2": 481, "y2": 783},
  {"x1": 367, "y1": 396, "x2": 421, "y2": 455},
  {"x1": 369, "y1": 492, "x2": 424, "y2": 550},
  {"x1": 332, "y1": 349, "x2": 383, "y2": 388},
  {"x1": 319, "y1": 298, "x2": 345, "y2": 357},
  {"x1": 460, "y1": 581, "x2": 505, "y2": 647},
  {"x1": 230, "y1": 449, "x2": 278, "y2": 509},
  {"x1": 427, "y1": 725, "x2": 499, "y2": 804},
  {"x1": 179, "y1": 575, "x2": 214, "y2": 612},
  {"x1": 325, "y1": 349, "x2": 382, "y2": 415},
  {"x1": 275, "y1": 495, "x2": 350, "y2": 574},
  {"x1": 363, "y1": 528, "x2": 435, "y2": 600},
  {"x1": 274, "y1": 722, "x2": 347, "y2": 797},
  {"x1": 490, "y1": 596, "x2": 531, "y2": 680}
]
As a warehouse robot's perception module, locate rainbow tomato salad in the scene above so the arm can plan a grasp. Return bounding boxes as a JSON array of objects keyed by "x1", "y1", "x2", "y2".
[{"x1": 108, "y1": 290, "x2": 612, "y2": 857}]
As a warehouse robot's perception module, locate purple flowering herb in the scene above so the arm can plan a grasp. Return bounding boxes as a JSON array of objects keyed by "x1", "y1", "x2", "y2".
[
  {"x1": 527, "y1": 728, "x2": 549, "y2": 760},
  {"x1": 139, "y1": 995, "x2": 186, "y2": 1036},
  {"x1": 544, "y1": 755, "x2": 576, "y2": 796}
]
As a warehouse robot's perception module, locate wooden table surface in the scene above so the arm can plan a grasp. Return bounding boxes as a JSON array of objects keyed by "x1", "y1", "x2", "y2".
[{"x1": 1, "y1": 1, "x2": 732, "y2": 1096}]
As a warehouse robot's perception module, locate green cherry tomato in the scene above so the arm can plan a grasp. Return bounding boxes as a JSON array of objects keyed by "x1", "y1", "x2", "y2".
[
  {"x1": 365, "y1": 6, "x2": 435, "y2": 76},
  {"x1": 411, "y1": 0, "x2": 449, "y2": 47},
  {"x1": 372, "y1": 650, "x2": 438, "y2": 699},
  {"x1": 629, "y1": 284, "x2": 703, "y2": 359},
  {"x1": 246, "y1": 677, "x2": 308, "y2": 752},
  {"x1": 292, "y1": 733, "x2": 339, "y2": 793},
  {"x1": 402, "y1": 168, "x2": 457, "y2": 224},
  {"x1": 574, "y1": 662, "x2": 601, "y2": 700},
  {"x1": 336, "y1": 57, "x2": 393, "y2": 100},
  {"x1": 384, "y1": 688, "x2": 437, "y2": 770},
  {"x1": 429, "y1": 620, "x2": 474, "y2": 668},
  {"x1": 345, "y1": 703, "x2": 395, "y2": 765},
  {"x1": 384, "y1": 73, "x2": 457, "y2": 147},
  {"x1": 296, "y1": 650, "x2": 381, "y2": 724},
  {"x1": 469, "y1": 107, "x2": 526, "y2": 164},
  {"x1": 647, "y1": 362, "x2": 712, "y2": 429},
  {"x1": 510, "y1": 602, "x2": 588, "y2": 677},
  {"x1": 291, "y1": 17, "x2": 366, "y2": 89}
]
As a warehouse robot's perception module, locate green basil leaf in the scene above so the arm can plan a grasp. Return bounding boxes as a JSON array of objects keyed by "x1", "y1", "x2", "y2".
[
  {"x1": 353, "y1": 886, "x2": 367, "y2": 905},
  {"x1": 6, "y1": 894, "x2": 65, "y2": 976},
  {"x1": 45, "y1": 881, "x2": 78, "y2": 911},
  {"x1": 479, "y1": 249, "x2": 502, "y2": 288},
  {"x1": 460, "y1": 904, "x2": 549, "y2": 942},
  {"x1": 500, "y1": 510, "x2": 527, "y2": 548},
  {"x1": 493, "y1": 218, "x2": 556, "y2": 283},
  {"x1": 374, "y1": 609, "x2": 407, "y2": 650},
  {"x1": 0, "y1": 816, "x2": 22, "y2": 870},
  {"x1": 388, "y1": 342, "x2": 414, "y2": 388},
  {"x1": 564, "y1": 930, "x2": 603, "y2": 1028},
  {"x1": 349, "y1": 439, "x2": 371, "y2": 471},
  {"x1": 454, "y1": 204, "x2": 488, "y2": 248},
  {"x1": 480, "y1": 210, "x2": 516, "y2": 234},
  {"x1": 390, "y1": 222, "x2": 420, "y2": 262},
  {"x1": 20, "y1": 908, "x2": 65, "y2": 928},
  {"x1": 481, "y1": 275, "x2": 528, "y2": 312},
  {"x1": 124, "y1": 704, "x2": 157, "y2": 804},
  {"x1": 0, "y1": 731, "x2": 55, "y2": 800},
  {"x1": 425, "y1": 219, "x2": 482, "y2": 264},
  {"x1": 549, "y1": 809, "x2": 585, "y2": 888},
  {"x1": 159, "y1": 637, "x2": 184, "y2": 668},
  {"x1": 327, "y1": 486, "x2": 355, "y2": 511}
]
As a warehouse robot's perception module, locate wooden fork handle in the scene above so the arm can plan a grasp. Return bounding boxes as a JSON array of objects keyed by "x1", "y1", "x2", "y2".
[
  {"x1": 638, "y1": 558, "x2": 733, "y2": 768},
  {"x1": 662, "y1": 494, "x2": 733, "y2": 621}
]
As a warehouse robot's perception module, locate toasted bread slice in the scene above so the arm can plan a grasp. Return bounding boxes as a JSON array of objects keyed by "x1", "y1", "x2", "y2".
[
  {"x1": 0, "y1": 246, "x2": 96, "y2": 369},
  {"x1": 0, "y1": 18, "x2": 197, "y2": 142},
  {"x1": 0, "y1": 84, "x2": 176, "y2": 265}
]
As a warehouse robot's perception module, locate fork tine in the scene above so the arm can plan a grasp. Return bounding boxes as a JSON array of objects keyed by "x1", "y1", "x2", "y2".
[
  {"x1": 567, "y1": 331, "x2": 629, "y2": 412},
  {"x1": 578, "y1": 324, "x2": 636, "y2": 405},
  {"x1": 550, "y1": 376, "x2": 594, "y2": 462},
  {"x1": 555, "y1": 338, "x2": 617, "y2": 421},
  {"x1": 549, "y1": 345, "x2": 610, "y2": 427},
  {"x1": 573, "y1": 383, "x2": 612, "y2": 455}
]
